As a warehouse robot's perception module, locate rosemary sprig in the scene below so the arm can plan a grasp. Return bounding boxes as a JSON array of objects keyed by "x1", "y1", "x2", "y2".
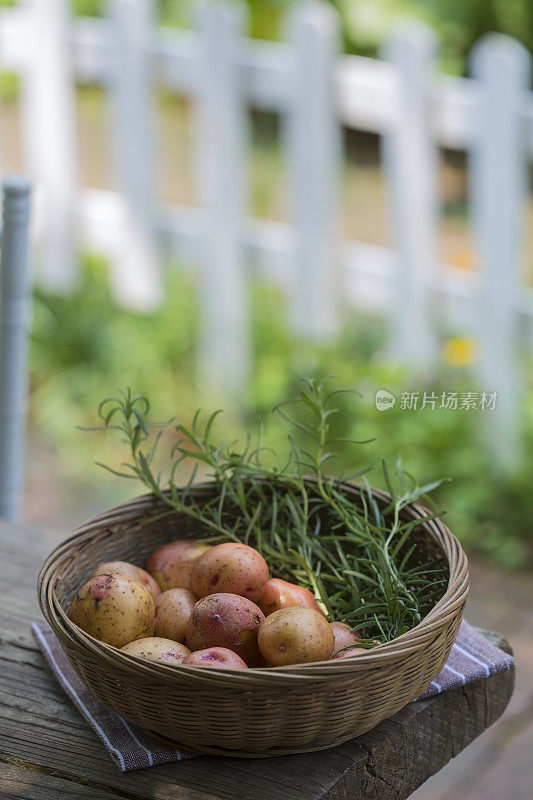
[{"x1": 81, "y1": 379, "x2": 449, "y2": 644}]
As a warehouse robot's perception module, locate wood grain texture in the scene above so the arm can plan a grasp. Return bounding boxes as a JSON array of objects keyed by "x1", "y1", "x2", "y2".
[
  {"x1": 0, "y1": 762, "x2": 128, "y2": 800},
  {"x1": 0, "y1": 519, "x2": 515, "y2": 800}
]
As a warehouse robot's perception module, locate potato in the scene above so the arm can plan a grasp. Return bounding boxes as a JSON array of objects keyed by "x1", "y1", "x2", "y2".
[
  {"x1": 258, "y1": 607, "x2": 335, "y2": 666},
  {"x1": 186, "y1": 592, "x2": 265, "y2": 666},
  {"x1": 190, "y1": 542, "x2": 269, "y2": 602},
  {"x1": 259, "y1": 578, "x2": 324, "y2": 616},
  {"x1": 121, "y1": 637, "x2": 190, "y2": 666},
  {"x1": 330, "y1": 621, "x2": 361, "y2": 656},
  {"x1": 68, "y1": 573, "x2": 154, "y2": 648},
  {"x1": 91, "y1": 560, "x2": 161, "y2": 599},
  {"x1": 144, "y1": 540, "x2": 211, "y2": 592},
  {"x1": 182, "y1": 647, "x2": 248, "y2": 670},
  {"x1": 153, "y1": 588, "x2": 196, "y2": 642},
  {"x1": 331, "y1": 646, "x2": 367, "y2": 660}
]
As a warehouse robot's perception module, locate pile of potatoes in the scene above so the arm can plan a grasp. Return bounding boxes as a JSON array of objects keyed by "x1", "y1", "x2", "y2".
[{"x1": 68, "y1": 540, "x2": 365, "y2": 670}]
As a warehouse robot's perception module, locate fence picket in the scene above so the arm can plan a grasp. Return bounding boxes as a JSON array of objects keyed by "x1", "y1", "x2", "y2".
[
  {"x1": 195, "y1": 2, "x2": 250, "y2": 390},
  {"x1": 382, "y1": 23, "x2": 439, "y2": 366},
  {"x1": 21, "y1": 0, "x2": 77, "y2": 291},
  {"x1": 471, "y1": 36, "x2": 531, "y2": 467},
  {"x1": 106, "y1": 0, "x2": 161, "y2": 310},
  {"x1": 286, "y1": 2, "x2": 340, "y2": 339},
  {"x1": 0, "y1": 180, "x2": 31, "y2": 522}
]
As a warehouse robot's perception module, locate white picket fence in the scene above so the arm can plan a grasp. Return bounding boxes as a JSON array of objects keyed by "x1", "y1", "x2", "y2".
[{"x1": 0, "y1": 0, "x2": 531, "y2": 466}]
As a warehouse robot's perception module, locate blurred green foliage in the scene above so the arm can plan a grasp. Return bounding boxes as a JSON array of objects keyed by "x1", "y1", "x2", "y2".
[
  {"x1": 0, "y1": 0, "x2": 520, "y2": 76},
  {"x1": 67, "y1": 0, "x2": 533, "y2": 74},
  {"x1": 30, "y1": 258, "x2": 533, "y2": 570},
  {"x1": 67, "y1": 0, "x2": 290, "y2": 37},
  {"x1": 335, "y1": 0, "x2": 533, "y2": 73},
  {"x1": 71, "y1": 0, "x2": 101, "y2": 15}
]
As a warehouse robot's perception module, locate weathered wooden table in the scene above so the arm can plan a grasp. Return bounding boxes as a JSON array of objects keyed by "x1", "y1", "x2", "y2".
[{"x1": 1, "y1": 520, "x2": 515, "y2": 800}]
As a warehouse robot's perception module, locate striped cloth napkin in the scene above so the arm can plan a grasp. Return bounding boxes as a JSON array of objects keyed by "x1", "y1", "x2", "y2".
[{"x1": 31, "y1": 619, "x2": 514, "y2": 772}]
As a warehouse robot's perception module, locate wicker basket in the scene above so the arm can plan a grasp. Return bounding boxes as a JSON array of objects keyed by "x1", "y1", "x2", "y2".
[{"x1": 38, "y1": 481, "x2": 469, "y2": 757}]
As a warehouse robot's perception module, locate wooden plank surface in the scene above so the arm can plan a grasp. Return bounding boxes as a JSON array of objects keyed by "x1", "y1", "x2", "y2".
[
  {"x1": 0, "y1": 519, "x2": 515, "y2": 800},
  {"x1": 0, "y1": 762, "x2": 128, "y2": 800}
]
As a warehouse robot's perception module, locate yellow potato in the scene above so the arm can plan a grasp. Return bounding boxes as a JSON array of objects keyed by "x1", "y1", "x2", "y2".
[
  {"x1": 153, "y1": 588, "x2": 196, "y2": 643},
  {"x1": 91, "y1": 560, "x2": 161, "y2": 599},
  {"x1": 258, "y1": 606, "x2": 335, "y2": 666},
  {"x1": 144, "y1": 540, "x2": 212, "y2": 592},
  {"x1": 68, "y1": 572, "x2": 154, "y2": 648},
  {"x1": 120, "y1": 637, "x2": 190, "y2": 666}
]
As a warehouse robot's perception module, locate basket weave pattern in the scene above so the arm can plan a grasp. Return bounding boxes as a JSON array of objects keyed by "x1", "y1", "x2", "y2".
[{"x1": 38, "y1": 483, "x2": 469, "y2": 756}]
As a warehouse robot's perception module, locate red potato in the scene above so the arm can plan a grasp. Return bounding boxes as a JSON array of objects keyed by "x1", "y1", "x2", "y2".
[
  {"x1": 259, "y1": 578, "x2": 324, "y2": 616},
  {"x1": 144, "y1": 540, "x2": 211, "y2": 592},
  {"x1": 91, "y1": 560, "x2": 160, "y2": 599},
  {"x1": 186, "y1": 592, "x2": 265, "y2": 666},
  {"x1": 153, "y1": 588, "x2": 197, "y2": 643},
  {"x1": 190, "y1": 542, "x2": 269, "y2": 602},
  {"x1": 121, "y1": 637, "x2": 190, "y2": 666},
  {"x1": 258, "y1": 606, "x2": 335, "y2": 667},
  {"x1": 330, "y1": 621, "x2": 362, "y2": 655},
  {"x1": 331, "y1": 646, "x2": 367, "y2": 660},
  {"x1": 135, "y1": 568, "x2": 161, "y2": 599},
  {"x1": 182, "y1": 647, "x2": 248, "y2": 670},
  {"x1": 68, "y1": 573, "x2": 154, "y2": 648}
]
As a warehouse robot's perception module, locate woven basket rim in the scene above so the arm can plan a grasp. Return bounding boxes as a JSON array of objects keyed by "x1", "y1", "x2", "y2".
[{"x1": 38, "y1": 480, "x2": 469, "y2": 683}]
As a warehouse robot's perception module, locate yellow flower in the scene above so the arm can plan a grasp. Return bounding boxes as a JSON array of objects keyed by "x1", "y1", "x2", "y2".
[
  {"x1": 449, "y1": 248, "x2": 475, "y2": 272},
  {"x1": 442, "y1": 337, "x2": 477, "y2": 368}
]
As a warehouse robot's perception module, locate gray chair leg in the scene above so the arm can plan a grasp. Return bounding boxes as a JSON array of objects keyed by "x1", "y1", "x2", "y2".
[{"x1": 0, "y1": 178, "x2": 32, "y2": 522}]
